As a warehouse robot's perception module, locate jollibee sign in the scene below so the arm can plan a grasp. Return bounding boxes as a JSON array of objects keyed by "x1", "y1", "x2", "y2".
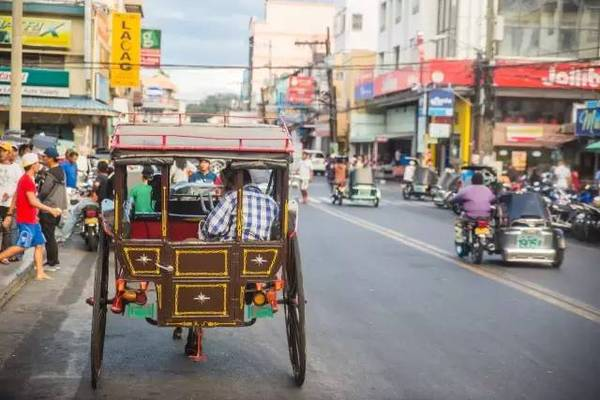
[{"x1": 494, "y1": 61, "x2": 600, "y2": 90}]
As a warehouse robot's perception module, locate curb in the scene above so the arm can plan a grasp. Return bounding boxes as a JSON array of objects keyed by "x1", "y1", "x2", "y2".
[{"x1": 0, "y1": 251, "x2": 34, "y2": 310}]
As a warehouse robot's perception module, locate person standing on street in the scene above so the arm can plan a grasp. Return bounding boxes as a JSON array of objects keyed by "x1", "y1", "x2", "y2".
[
  {"x1": 298, "y1": 152, "x2": 313, "y2": 204},
  {"x1": 552, "y1": 160, "x2": 571, "y2": 191},
  {"x1": 93, "y1": 160, "x2": 111, "y2": 204},
  {"x1": 38, "y1": 148, "x2": 68, "y2": 268},
  {"x1": 0, "y1": 153, "x2": 62, "y2": 280},
  {"x1": 60, "y1": 148, "x2": 79, "y2": 189},
  {"x1": 0, "y1": 142, "x2": 22, "y2": 263}
]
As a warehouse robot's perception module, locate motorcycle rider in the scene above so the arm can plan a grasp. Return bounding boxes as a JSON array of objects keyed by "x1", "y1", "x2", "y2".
[{"x1": 451, "y1": 172, "x2": 496, "y2": 246}]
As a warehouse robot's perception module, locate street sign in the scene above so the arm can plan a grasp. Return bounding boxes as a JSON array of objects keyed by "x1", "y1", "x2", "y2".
[{"x1": 428, "y1": 89, "x2": 454, "y2": 117}]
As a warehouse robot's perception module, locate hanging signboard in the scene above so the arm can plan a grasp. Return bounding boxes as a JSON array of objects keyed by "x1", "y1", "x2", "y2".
[
  {"x1": 0, "y1": 67, "x2": 69, "y2": 97},
  {"x1": 141, "y1": 29, "x2": 161, "y2": 67},
  {"x1": 576, "y1": 107, "x2": 600, "y2": 137},
  {"x1": 287, "y1": 76, "x2": 314, "y2": 105},
  {"x1": 428, "y1": 89, "x2": 454, "y2": 117},
  {"x1": 110, "y1": 13, "x2": 141, "y2": 88},
  {"x1": 0, "y1": 16, "x2": 72, "y2": 48},
  {"x1": 354, "y1": 71, "x2": 374, "y2": 101}
]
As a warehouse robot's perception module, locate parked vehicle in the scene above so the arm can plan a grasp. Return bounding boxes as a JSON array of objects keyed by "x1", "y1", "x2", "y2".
[
  {"x1": 495, "y1": 192, "x2": 565, "y2": 268},
  {"x1": 303, "y1": 149, "x2": 326, "y2": 175},
  {"x1": 332, "y1": 167, "x2": 381, "y2": 207},
  {"x1": 80, "y1": 203, "x2": 101, "y2": 251},
  {"x1": 433, "y1": 169, "x2": 461, "y2": 209},
  {"x1": 572, "y1": 201, "x2": 600, "y2": 242}
]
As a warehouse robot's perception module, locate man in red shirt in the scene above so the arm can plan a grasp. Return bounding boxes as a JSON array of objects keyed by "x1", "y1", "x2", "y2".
[{"x1": 1, "y1": 153, "x2": 62, "y2": 280}]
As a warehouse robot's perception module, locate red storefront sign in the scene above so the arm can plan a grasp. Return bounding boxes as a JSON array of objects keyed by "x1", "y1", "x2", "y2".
[
  {"x1": 374, "y1": 59, "x2": 474, "y2": 96},
  {"x1": 141, "y1": 48, "x2": 161, "y2": 67},
  {"x1": 494, "y1": 61, "x2": 600, "y2": 90},
  {"x1": 287, "y1": 76, "x2": 315, "y2": 104}
]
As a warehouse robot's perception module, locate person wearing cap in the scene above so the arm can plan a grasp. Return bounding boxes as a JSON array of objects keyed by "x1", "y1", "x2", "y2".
[
  {"x1": 60, "y1": 148, "x2": 79, "y2": 189},
  {"x1": 129, "y1": 166, "x2": 155, "y2": 214},
  {"x1": 38, "y1": 147, "x2": 68, "y2": 268},
  {"x1": 1, "y1": 153, "x2": 62, "y2": 281},
  {"x1": 0, "y1": 142, "x2": 23, "y2": 262},
  {"x1": 189, "y1": 158, "x2": 217, "y2": 184}
]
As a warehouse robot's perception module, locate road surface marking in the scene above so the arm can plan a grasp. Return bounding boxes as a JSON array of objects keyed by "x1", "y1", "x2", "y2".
[{"x1": 309, "y1": 202, "x2": 600, "y2": 324}]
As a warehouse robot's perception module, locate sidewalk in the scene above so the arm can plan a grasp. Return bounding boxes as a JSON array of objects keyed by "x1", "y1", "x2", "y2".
[{"x1": 0, "y1": 251, "x2": 33, "y2": 310}]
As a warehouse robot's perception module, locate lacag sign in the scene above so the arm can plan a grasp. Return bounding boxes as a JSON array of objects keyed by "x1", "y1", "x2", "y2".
[{"x1": 428, "y1": 89, "x2": 454, "y2": 117}]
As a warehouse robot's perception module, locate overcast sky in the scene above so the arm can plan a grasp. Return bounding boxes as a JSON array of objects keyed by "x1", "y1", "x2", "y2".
[{"x1": 142, "y1": 0, "x2": 264, "y2": 101}]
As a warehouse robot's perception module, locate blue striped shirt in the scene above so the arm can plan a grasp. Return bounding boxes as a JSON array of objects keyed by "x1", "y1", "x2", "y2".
[{"x1": 202, "y1": 185, "x2": 279, "y2": 241}]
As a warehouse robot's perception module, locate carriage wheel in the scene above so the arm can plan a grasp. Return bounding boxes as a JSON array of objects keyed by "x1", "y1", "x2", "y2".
[
  {"x1": 284, "y1": 235, "x2": 306, "y2": 387},
  {"x1": 91, "y1": 230, "x2": 110, "y2": 389}
]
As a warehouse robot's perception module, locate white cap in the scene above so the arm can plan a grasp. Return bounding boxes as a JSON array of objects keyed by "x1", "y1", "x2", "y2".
[{"x1": 21, "y1": 152, "x2": 39, "y2": 168}]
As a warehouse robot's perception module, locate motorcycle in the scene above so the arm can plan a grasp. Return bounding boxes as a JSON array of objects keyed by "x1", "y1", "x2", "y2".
[
  {"x1": 572, "y1": 200, "x2": 600, "y2": 242},
  {"x1": 455, "y1": 214, "x2": 495, "y2": 265},
  {"x1": 80, "y1": 203, "x2": 100, "y2": 251}
]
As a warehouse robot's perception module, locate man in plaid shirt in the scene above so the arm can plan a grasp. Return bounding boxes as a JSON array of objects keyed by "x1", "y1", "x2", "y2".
[{"x1": 201, "y1": 170, "x2": 279, "y2": 241}]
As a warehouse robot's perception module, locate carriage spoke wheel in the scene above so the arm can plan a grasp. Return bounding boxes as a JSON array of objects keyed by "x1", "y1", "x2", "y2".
[
  {"x1": 283, "y1": 235, "x2": 306, "y2": 387},
  {"x1": 91, "y1": 230, "x2": 110, "y2": 389}
]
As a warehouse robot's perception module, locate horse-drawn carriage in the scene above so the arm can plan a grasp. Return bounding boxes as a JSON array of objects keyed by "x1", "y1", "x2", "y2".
[{"x1": 90, "y1": 116, "x2": 306, "y2": 388}]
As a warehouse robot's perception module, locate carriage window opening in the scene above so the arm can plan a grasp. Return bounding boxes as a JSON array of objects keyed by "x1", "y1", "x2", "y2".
[
  {"x1": 122, "y1": 164, "x2": 163, "y2": 240},
  {"x1": 241, "y1": 169, "x2": 282, "y2": 242}
]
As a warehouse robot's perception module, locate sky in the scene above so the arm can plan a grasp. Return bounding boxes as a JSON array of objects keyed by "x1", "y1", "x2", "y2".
[{"x1": 142, "y1": 0, "x2": 265, "y2": 101}]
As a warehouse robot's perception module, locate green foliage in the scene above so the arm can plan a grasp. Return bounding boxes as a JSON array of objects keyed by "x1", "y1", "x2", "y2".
[{"x1": 186, "y1": 93, "x2": 239, "y2": 122}]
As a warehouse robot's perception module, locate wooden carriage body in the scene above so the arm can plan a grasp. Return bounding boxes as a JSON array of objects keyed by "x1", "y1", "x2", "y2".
[{"x1": 109, "y1": 121, "x2": 294, "y2": 329}]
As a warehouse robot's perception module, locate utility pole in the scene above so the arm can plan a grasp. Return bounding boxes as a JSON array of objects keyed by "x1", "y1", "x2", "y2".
[
  {"x1": 480, "y1": 0, "x2": 496, "y2": 156},
  {"x1": 247, "y1": 36, "x2": 254, "y2": 111},
  {"x1": 9, "y1": 0, "x2": 23, "y2": 132},
  {"x1": 325, "y1": 28, "x2": 337, "y2": 149},
  {"x1": 472, "y1": 51, "x2": 483, "y2": 152}
]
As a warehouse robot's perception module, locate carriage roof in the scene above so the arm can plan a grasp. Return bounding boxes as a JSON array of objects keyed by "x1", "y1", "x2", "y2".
[{"x1": 110, "y1": 118, "x2": 294, "y2": 162}]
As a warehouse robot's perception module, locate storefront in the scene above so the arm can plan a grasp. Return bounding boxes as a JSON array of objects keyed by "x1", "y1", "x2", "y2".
[{"x1": 575, "y1": 101, "x2": 600, "y2": 179}]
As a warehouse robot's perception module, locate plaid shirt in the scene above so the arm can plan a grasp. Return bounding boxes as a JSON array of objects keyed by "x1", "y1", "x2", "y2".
[{"x1": 202, "y1": 184, "x2": 279, "y2": 241}]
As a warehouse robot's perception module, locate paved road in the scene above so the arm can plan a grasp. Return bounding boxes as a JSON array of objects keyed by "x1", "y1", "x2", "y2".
[{"x1": 1, "y1": 178, "x2": 599, "y2": 399}]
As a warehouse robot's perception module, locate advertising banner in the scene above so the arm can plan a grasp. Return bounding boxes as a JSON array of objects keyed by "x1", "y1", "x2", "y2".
[
  {"x1": 287, "y1": 76, "x2": 314, "y2": 105},
  {"x1": 110, "y1": 13, "x2": 141, "y2": 88},
  {"x1": 494, "y1": 61, "x2": 600, "y2": 90},
  {"x1": 429, "y1": 123, "x2": 452, "y2": 138},
  {"x1": 0, "y1": 67, "x2": 69, "y2": 98},
  {"x1": 374, "y1": 59, "x2": 473, "y2": 97},
  {"x1": 505, "y1": 125, "x2": 544, "y2": 143},
  {"x1": 141, "y1": 29, "x2": 161, "y2": 67},
  {"x1": 354, "y1": 71, "x2": 374, "y2": 101},
  {"x1": 576, "y1": 108, "x2": 600, "y2": 137},
  {"x1": 428, "y1": 89, "x2": 454, "y2": 117},
  {"x1": 0, "y1": 16, "x2": 71, "y2": 48}
]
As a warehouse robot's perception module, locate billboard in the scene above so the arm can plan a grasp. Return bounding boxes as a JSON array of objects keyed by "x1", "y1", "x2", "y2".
[
  {"x1": 428, "y1": 89, "x2": 454, "y2": 117},
  {"x1": 0, "y1": 16, "x2": 71, "y2": 48},
  {"x1": 354, "y1": 71, "x2": 374, "y2": 101},
  {"x1": 287, "y1": 76, "x2": 314, "y2": 105},
  {"x1": 494, "y1": 61, "x2": 600, "y2": 90},
  {"x1": 141, "y1": 29, "x2": 161, "y2": 67},
  {"x1": 110, "y1": 13, "x2": 141, "y2": 88}
]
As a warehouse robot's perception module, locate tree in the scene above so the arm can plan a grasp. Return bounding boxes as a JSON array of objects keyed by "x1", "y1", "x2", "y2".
[{"x1": 186, "y1": 93, "x2": 239, "y2": 122}]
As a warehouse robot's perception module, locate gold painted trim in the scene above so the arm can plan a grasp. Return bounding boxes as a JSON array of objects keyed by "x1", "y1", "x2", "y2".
[
  {"x1": 242, "y1": 248, "x2": 278, "y2": 276},
  {"x1": 173, "y1": 283, "x2": 228, "y2": 317},
  {"x1": 161, "y1": 186, "x2": 167, "y2": 238},
  {"x1": 236, "y1": 188, "x2": 243, "y2": 240},
  {"x1": 240, "y1": 285, "x2": 245, "y2": 310},
  {"x1": 114, "y1": 192, "x2": 119, "y2": 236},
  {"x1": 165, "y1": 322, "x2": 193, "y2": 327},
  {"x1": 156, "y1": 284, "x2": 162, "y2": 310},
  {"x1": 123, "y1": 247, "x2": 161, "y2": 276},
  {"x1": 202, "y1": 321, "x2": 238, "y2": 327},
  {"x1": 174, "y1": 249, "x2": 229, "y2": 277},
  {"x1": 283, "y1": 200, "x2": 289, "y2": 237}
]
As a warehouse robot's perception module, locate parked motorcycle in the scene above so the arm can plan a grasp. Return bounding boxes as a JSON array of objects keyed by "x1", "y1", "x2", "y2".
[
  {"x1": 572, "y1": 200, "x2": 600, "y2": 242},
  {"x1": 80, "y1": 202, "x2": 101, "y2": 252}
]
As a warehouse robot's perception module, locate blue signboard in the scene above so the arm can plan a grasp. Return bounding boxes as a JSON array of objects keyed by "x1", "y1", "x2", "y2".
[
  {"x1": 576, "y1": 107, "x2": 600, "y2": 137},
  {"x1": 428, "y1": 88, "x2": 454, "y2": 117},
  {"x1": 355, "y1": 81, "x2": 374, "y2": 101}
]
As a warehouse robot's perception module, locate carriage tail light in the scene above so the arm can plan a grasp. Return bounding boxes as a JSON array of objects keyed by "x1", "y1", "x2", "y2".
[{"x1": 252, "y1": 291, "x2": 267, "y2": 306}]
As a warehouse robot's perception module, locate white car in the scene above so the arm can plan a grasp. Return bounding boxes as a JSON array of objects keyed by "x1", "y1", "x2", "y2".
[{"x1": 303, "y1": 150, "x2": 326, "y2": 175}]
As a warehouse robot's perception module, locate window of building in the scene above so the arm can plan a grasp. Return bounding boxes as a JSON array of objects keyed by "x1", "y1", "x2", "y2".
[
  {"x1": 378, "y1": 52, "x2": 386, "y2": 74},
  {"x1": 0, "y1": 52, "x2": 65, "y2": 69},
  {"x1": 497, "y1": 0, "x2": 600, "y2": 58},
  {"x1": 352, "y1": 13, "x2": 363, "y2": 31},
  {"x1": 380, "y1": 1, "x2": 387, "y2": 32},
  {"x1": 435, "y1": 0, "x2": 458, "y2": 57},
  {"x1": 395, "y1": 0, "x2": 403, "y2": 23},
  {"x1": 411, "y1": 0, "x2": 420, "y2": 15},
  {"x1": 394, "y1": 46, "x2": 400, "y2": 69},
  {"x1": 334, "y1": 11, "x2": 346, "y2": 35},
  {"x1": 496, "y1": 97, "x2": 572, "y2": 125}
]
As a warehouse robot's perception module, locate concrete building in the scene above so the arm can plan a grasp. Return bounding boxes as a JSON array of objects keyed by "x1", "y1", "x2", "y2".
[
  {"x1": 246, "y1": 0, "x2": 335, "y2": 108},
  {"x1": 135, "y1": 70, "x2": 186, "y2": 124},
  {"x1": 333, "y1": 0, "x2": 380, "y2": 155}
]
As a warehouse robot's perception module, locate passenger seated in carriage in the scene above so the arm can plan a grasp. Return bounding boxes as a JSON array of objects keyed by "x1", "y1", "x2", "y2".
[{"x1": 199, "y1": 167, "x2": 279, "y2": 241}]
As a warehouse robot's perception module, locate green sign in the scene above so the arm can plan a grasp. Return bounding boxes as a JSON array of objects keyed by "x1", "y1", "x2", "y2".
[
  {"x1": 141, "y1": 29, "x2": 161, "y2": 49},
  {"x1": 0, "y1": 66, "x2": 69, "y2": 87}
]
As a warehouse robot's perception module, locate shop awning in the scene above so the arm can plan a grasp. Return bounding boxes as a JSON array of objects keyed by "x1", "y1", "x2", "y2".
[
  {"x1": 585, "y1": 141, "x2": 600, "y2": 152},
  {"x1": 0, "y1": 96, "x2": 118, "y2": 116}
]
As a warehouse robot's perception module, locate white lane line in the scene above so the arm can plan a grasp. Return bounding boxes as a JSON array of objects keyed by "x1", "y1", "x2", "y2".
[{"x1": 309, "y1": 202, "x2": 600, "y2": 324}]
